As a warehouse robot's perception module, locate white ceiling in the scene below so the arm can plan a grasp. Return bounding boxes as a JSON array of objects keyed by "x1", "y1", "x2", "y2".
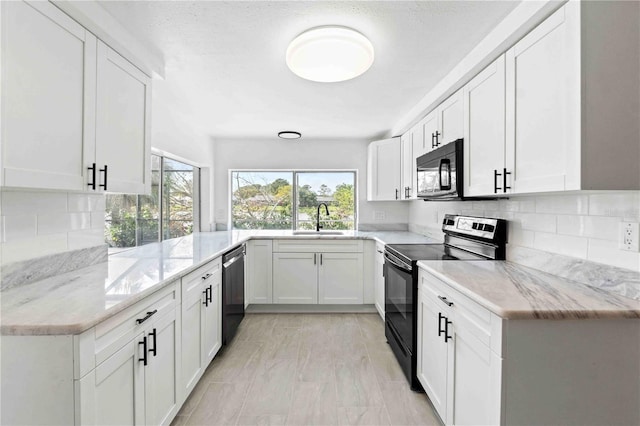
[{"x1": 97, "y1": 1, "x2": 520, "y2": 141}]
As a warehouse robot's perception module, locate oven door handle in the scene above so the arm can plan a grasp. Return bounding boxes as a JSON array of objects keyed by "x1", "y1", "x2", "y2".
[{"x1": 384, "y1": 253, "x2": 412, "y2": 274}]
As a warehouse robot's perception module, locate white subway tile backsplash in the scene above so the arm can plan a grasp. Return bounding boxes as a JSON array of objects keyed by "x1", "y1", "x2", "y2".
[
  {"x1": 587, "y1": 239, "x2": 640, "y2": 272},
  {"x1": 91, "y1": 212, "x2": 105, "y2": 229},
  {"x1": 1, "y1": 234, "x2": 68, "y2": 264},
  {"x1": 535, "y1": 194, "x2": 589, "y2": 215},
  {"x1": 533, "y1": 232, "x2": 588, "y2": 259},
  {"x1": 557, "y1": 215, "x2": 620, "y2": 241},
  {"x1": 2, "y1": 215, "x2": 37, "y2": 242},
  {"x1": 516, "y1": 213, "x2": 557, "y2": 233},
  {"x1": 588, "y1": 192, "x2": 640, "y2": 219},
  {"x1": 410, "y1": 191, "x2": 640, "y2": 271},
  {"x1": 69, "y1": 213, "x2": 91, "y2": 230},
  {"x1": 1, "y1": 189, "x2": 106, "y2": 265},
  {"x1": 37, "y1": 213, "x2": 70, "y2": 235},
  {"x1": 68, "y1": 193, "x2": 106, "y2": 212},
  {"x1": 1, "y1": 191, "x2": 68, "y2": 215},
  {"x1": 68, "y1": 229, "x2": 105, "y2": 250}
]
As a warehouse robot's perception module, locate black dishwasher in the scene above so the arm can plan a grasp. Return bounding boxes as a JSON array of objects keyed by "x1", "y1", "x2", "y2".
[{"x1": 222, "y1": 244, "x2": 245, "y2": 345}]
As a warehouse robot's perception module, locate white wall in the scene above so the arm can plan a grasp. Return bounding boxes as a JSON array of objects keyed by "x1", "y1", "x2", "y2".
[
  {"x1": 213, "y1": 138, "x2": 409, "y2": 230},
  {"x1": 151, "y1": 83, "x2": 215, "y2": 231},
  {"x1": 408, "y1": 191, "x2": 640, "y2": 272}
]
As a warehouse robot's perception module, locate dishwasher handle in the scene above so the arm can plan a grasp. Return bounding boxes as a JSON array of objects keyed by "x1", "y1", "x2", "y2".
[{"x1": 223, "y1": 253, "x2": 244, "y2": 269}]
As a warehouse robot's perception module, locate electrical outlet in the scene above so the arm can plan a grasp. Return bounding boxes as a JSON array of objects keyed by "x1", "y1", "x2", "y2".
[{"x1": 620, "y1": 222, "x2": 640, "y2": 252}]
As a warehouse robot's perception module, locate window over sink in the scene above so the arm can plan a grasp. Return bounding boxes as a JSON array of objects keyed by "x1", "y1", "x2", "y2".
[{"x1": 230, "y1": 170, "x2": 356, "y2": 230}]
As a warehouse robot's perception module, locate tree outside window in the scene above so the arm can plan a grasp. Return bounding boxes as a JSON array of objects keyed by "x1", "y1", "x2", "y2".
[
  {"x1": 231, "y1": 171, "x2": 355, "y2": 230},
  {"x1": 105, "y1": 155, "x2": 199, "y2": 250}
]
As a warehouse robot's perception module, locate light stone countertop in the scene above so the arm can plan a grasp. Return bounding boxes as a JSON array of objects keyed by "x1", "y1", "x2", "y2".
[
  {"x1": 0, "y1": 230, "x2": 435, "y2": 336},
  {"x1": 417, "y1": 260, "x2": 640, "y2": 320}
]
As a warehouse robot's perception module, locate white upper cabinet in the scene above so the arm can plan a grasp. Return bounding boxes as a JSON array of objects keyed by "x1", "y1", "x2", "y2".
[
  {"x1": 1, "y1": 1, "x2": 151, "y2": 194},
  {"x1": 1, "y1": 1, "x2": 96, "y2": 191},
  {"x1": 400, "y1": 132, "x2": 415, "y2": 199},
  {"x1": 505, "y1": 4, "x2": 580, "y2": 194},
  {"x1": 417, "y1": 110, "x2": 438, "y2": 158},
  {"x1": 436, "y1": 89, "x2": 464, "y2": 148},
  {"x1": 463, "y1": 55, "x2": 507, "y2": 197},
  {"x1": 95, "y1": 41, "x2": 151, "y2": 194},
  {"x1": 367, "y1": 137, "x2": 401, "y2": 201}
]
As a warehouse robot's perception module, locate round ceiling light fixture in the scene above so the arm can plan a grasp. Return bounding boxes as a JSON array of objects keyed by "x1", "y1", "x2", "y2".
[
  {"x1": 286, "y1": 26, "x2": 374, "y2": 83},
  {"x1": 278, "y1": 131, "x2": 302, "y2": 139}
]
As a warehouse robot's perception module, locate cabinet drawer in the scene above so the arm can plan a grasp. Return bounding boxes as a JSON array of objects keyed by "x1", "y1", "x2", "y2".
[
  {"x1": 94, "y1": 281, "x2": 179, "y2": 364},
  {"x1": 181, "y1": 257, "x2": 222, "y2": 305},
  {"x1": 273, "y1": 239, "x2": 363, "y2": 253},
  {"x1": 419, "y1": 269, "x2": 493, "y2": 347}
]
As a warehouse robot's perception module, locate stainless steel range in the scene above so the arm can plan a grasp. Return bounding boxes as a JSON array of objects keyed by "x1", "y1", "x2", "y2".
[{"x1": 384, "y1": 214, "x2": 507, "y2": 390}]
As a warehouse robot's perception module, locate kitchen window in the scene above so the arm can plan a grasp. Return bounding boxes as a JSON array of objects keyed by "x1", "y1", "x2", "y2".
[
  {"x1": 230, "y1": 170, "x2": 356, "y2": 230},
  {"x1": 105, "y1": 154, "x2": 200, "y2": 250}
]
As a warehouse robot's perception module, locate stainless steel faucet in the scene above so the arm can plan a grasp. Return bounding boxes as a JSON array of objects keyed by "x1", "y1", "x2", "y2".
[{"x1": 316, "y1": 203, "x2": 330, "y2": 231}]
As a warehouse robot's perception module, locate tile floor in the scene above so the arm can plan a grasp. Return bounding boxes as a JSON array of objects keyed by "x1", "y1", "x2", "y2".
[{"x1": 171, "y1": 313, "x2": 441, "y2": 426}]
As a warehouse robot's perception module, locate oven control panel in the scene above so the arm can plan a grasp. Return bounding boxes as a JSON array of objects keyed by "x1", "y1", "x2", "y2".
[{"x1": 442, "y1": 215, "x2": 499, "y2": 239}]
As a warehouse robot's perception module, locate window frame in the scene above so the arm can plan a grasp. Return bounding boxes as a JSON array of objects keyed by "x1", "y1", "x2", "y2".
[
  {"x1": 105, "y1": 153, "x2": 201, "y2": 252},
  {"x1": 228, "y1": 169, "x2": 358, "y2": 231}
]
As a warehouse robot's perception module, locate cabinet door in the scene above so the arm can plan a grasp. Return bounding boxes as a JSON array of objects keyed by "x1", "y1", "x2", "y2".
[
  {"x1": 203, "y1": 277, "x2": 222, "y2": 365},
  {"x1": 450, "y1": 314, "x2": 502, "y2": 426},
  {"x1": 246, "y1": 240, "x2": 273, "y2": 303},
  {"x1": 272, "y1": 253, "x2": 318, "y2": 303},
  {"x1": 464, "y1": 55, "x2": 507, "y2": 196},
  {"x1": 505, "y1": 4, "x2": 580, "y2": 194},
  {"x1": 374, "y1": 245, "x2": 385, "y2": 319},
  {"x1": 145, "y1": 310, "x2": 180, "y2": 426},
  {"x1": 318, "y1": 252, "x2": 364, "y2": 304},
  {"x1": 1, "y1": 1, "x2": 96, "y2": 190},
  {"x1": 180, "y1": 277, "x2": 205, "y2": 397},
  {"x1": 95, "y1": 41, "x2": 151, "y2": 194},
  {"x1": 419, "y1": 111, "x2": 439, "y2": 157},
  {"x1": 438, "y1": 89, "x2": 464, "y2": 146},
  {"x1": 91, "y1": 334, "x2": 145, "y2": 425},
  {"x1": 417, "y1": 288, "x2": 449, "y2": 422},
  {"x1": 367, "y1": 138, "x2": 401, "y2": 201},
  {"x1": 400, "y1": 133, "x2": 415, "y2": 199}
]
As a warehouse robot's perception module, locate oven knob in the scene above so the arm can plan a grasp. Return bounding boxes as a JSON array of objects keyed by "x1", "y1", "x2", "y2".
[
  {"x1": 484, "y1": 224, "x2": 495, "y2": 232},
  {"x1": 472, "y1": 223, "x2": 479, "y2": 230}
]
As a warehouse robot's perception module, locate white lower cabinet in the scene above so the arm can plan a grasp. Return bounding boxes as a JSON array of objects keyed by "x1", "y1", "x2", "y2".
[
  {"x1": 180, "y1": 257, "x2": 222, "y2": 398},
  {"x1": 272, "y1": 239, "x2": 364, "y2": 305},
  {"x1": 89, "y1": 333, "x2": 146, "y2": 425},
  {"x1": 318, "y1": 252, "x2": 364, "y2": 304},
  {"x1": 272, "y1": 252, "x2": 319, "y2": 304},
  {"x1": 246, "y1": 240, "x2": 273, "y2": 304},
  {"x1": 417, "y1": 269, "x2": 501, "y2": 425}
]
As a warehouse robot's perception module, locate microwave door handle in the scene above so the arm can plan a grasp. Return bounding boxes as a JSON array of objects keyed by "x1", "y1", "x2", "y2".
[{"x1": 439, "y1": 159, "x2": 451, "y2": 190}]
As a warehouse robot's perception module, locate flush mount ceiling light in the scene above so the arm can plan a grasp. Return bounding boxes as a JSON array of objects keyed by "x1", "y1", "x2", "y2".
[
  {"x1": 278, "y1": 131, "x2": 302, "y2": 139},
  {"x1": 286, "y1": 26, "x2": 375, "y2": 83}
]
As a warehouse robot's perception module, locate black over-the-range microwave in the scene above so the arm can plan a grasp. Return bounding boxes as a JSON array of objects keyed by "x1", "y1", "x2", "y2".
[{"x1": 416, "y1": 138, "x2": 465, "y2": 200}]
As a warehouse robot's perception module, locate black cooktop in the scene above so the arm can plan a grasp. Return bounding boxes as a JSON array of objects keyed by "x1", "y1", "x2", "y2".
[{"x1": 386, "y1": 243, "x2": 488, "y2": 263}]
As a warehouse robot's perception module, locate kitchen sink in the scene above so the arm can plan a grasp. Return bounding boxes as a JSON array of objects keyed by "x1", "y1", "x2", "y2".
[{"x1": 292, "y1": 230, "x2": 345, "y2": 235}]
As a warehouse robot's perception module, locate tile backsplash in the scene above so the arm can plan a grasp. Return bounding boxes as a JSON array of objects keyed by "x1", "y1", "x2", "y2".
[
  {"x1": 0, "y1": 190, "x2": 106, "y2": 265},
  {"x1": 409, "y1": 191, "x2": 640, "y2": 272}
]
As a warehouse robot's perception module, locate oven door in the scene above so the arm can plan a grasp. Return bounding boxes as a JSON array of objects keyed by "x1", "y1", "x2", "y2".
[{"x1": 384, "y1": 251, "x2": 414, "y2": 355}]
